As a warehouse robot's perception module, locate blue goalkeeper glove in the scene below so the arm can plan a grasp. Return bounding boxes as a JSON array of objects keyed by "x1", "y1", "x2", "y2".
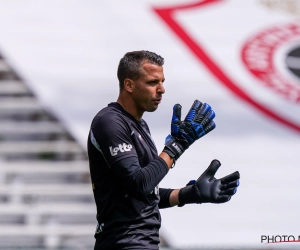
[
  {"x1": 163, "y1": 100, "x2": 216, "y2": 162},
  {"x1": 178, "y1": 160, "x2": 240, "y2": 205}
]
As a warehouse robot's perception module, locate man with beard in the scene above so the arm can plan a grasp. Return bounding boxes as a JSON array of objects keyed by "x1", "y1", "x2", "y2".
[{"x1": 87, "y1": 50, "x2": 240, "y2": 250}]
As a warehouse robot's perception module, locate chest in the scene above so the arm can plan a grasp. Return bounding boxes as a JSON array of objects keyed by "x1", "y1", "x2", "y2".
[{"x1": 130, "y1": 128, "x2": 157, "y2": 167}]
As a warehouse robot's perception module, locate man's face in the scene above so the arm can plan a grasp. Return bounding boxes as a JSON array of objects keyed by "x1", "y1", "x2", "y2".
[{"x1": 131, "y1": 62, "x2": 165, "y2": 113}]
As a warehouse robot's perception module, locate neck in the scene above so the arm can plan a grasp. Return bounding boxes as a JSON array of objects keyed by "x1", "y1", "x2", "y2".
[{"x1": 117, "y1": 94, "x2": 143, "y2": 121}]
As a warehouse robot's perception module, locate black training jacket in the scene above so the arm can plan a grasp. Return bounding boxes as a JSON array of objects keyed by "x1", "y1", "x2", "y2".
[{"x1": 88, "y1": 102, "x2": 173, "y2": 250}]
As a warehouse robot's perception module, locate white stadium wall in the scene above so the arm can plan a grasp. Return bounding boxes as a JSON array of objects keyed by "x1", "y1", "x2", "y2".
[{"x1": 0, "y1": 0, "x2": 299, "y2": 249}]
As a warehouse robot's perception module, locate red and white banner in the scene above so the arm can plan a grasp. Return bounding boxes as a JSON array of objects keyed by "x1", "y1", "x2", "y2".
[{"x1": 154, "y1": 0, "x2": 300, "y2": 133}]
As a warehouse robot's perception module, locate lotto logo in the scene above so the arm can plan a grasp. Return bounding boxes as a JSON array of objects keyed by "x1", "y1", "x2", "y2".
[{"x1": 109, "y1": 143, "x2": 133, "y2": 156}]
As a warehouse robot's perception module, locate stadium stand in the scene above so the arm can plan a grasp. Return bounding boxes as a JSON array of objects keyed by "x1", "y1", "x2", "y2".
[
  {"x1": 0, "y1": 52, "x2": 173, "y2": 250},
  {"x1": 0, "y1": 52, "x2": 95, "y2": 250}
]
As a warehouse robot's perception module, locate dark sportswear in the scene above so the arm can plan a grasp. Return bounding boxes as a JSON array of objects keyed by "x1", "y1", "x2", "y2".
[{"x1": 88, "y1": 102, "x2": 173, "y2": 250}]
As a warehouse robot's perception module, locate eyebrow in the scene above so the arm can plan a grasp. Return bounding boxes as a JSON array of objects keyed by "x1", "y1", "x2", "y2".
[{"x1": 146, "y1": 78, "x2": 165, "y2": 84}]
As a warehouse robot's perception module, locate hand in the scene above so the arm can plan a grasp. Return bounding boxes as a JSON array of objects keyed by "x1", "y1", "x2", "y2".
[
  {"x1": 178, "y1": 160, "x2": 240, "y2": 205},
  {"x1": 163, "y1": 100, "x2": 216, "y2": 161},
  {"x1": 171, "y1": 100, "x2": 216, "y2": 147}
]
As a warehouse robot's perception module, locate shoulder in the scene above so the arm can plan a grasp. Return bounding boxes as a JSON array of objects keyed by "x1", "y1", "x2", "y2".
[
  {"x1": 91, "y1": 105, "x2": 133, "y2": 136},
  {"x1": 92, "y1": 105, "x2": 120, "y2": 123}
]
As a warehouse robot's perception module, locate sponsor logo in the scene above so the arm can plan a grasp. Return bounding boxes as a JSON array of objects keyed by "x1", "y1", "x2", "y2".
[
  {"x1": 172, "y1": 142, "x2": 182, "y2": 154},
  {"x1": 109, "y1": 143, "x2": 132, "y2": 156}
]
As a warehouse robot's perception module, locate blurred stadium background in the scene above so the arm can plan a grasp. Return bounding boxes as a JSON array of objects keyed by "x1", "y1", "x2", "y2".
[{"x1": 0, "y1": 0, "x2": 299, "y2": 249}]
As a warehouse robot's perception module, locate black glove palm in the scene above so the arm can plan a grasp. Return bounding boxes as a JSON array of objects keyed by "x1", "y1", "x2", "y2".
[{"x1": 178, "y1": 160, "x2": 240, "y2": 205}]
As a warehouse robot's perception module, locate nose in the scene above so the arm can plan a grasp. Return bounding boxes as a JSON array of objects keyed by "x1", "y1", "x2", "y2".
[{"x1": 157, "y1": 82, "x2": 165, "y2": 94}]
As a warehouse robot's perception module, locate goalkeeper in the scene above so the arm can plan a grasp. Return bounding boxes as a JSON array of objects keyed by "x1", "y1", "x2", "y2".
[{"x1": 87, "y1": 50, "x2": 240, "y2": 250}]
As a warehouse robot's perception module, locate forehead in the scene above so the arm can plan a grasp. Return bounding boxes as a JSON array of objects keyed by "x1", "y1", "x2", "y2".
[{"x1": 139, "y1": 62, "x2": 164, "y2": 78}]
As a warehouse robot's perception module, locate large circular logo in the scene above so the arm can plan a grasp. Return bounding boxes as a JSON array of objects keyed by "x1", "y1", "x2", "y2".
[{"x1": 241, "y1": 23, "x2": 300, "y2": 103}]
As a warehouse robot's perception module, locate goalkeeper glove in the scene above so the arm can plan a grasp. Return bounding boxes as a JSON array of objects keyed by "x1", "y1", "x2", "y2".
[
  {"x1": 163, "y1": 100, "x2": 215, "y2": 162},
  {"x1": 178, "y1": 160, "x2": 240, "y2": 205}
]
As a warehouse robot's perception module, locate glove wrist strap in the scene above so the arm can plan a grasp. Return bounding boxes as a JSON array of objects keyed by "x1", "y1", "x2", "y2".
[
  {"x1": 178, "y1": 182, "x2": 203, "y2": 206},
  {"x1": 162, "y1": 146, "x2": 176, "y2": 168},
  {"x1": 163, "y1": 135, "x2": 185, "y2": 162}
]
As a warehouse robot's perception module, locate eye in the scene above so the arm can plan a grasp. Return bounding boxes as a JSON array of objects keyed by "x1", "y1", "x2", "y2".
[{"x1": 147, "y1": 81, "x2": 158, "y2": 86}]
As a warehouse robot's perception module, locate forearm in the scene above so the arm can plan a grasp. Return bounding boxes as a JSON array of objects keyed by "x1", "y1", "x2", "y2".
[
  {"x1": 113, "y1": 156, "x2": 169, "y2": 199},
  {"x1": 169, "y1": 189, "x2": 180, "y2": 206},
  {"x1": 158, "y1": 188, "x2": 180, "y2": 208},
  {"x1": 159, "y1": 152, "x2": 174, "y2": 169}
]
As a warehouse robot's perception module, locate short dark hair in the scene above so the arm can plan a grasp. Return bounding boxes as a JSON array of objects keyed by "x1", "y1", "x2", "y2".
[{"x1": 117, "y1": 50, "x2": 164, "y2": 89}]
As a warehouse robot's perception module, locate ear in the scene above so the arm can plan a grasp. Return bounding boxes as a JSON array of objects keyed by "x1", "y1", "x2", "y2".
[{"x1": 124, "y1": 78, "x2": 134, "y2": 93}]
